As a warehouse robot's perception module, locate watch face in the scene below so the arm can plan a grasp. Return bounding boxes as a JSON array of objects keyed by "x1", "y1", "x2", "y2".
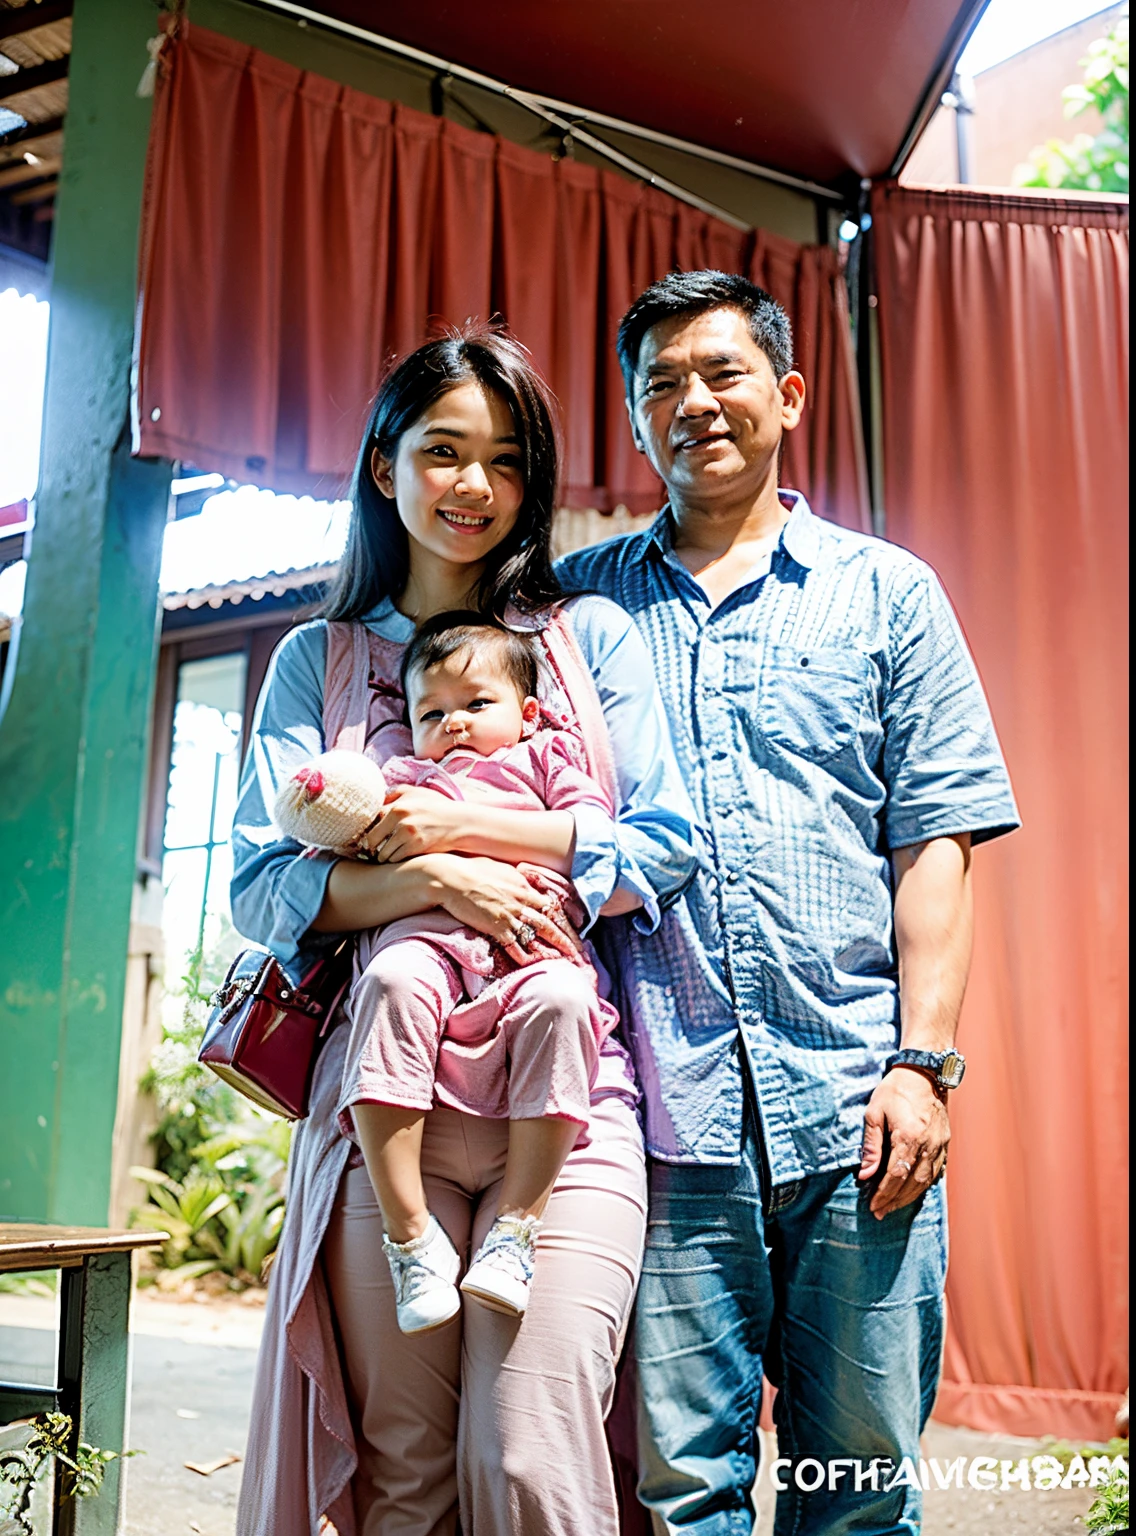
[{"x1": 941, "y1": 1052, "x2": 965, "y2": 1088}]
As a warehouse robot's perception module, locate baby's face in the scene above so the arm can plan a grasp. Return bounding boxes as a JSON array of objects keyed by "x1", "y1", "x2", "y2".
[{"x1": 407, "y1": 649, "x2": 538, "y2": 762}]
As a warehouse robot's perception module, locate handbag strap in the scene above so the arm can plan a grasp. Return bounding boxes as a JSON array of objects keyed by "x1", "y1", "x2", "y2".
[
  {"x1": 323, "y1": 620, "x2": 373, "y2": 751},
  {"x1": 540, "y1": 604, "x2": 618, "y2": 816}
]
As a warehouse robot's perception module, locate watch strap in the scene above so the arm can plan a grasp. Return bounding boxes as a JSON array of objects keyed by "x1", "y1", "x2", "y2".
[{"x1": 885, "y1": 1048, "x2": 966, "y2": 1090}]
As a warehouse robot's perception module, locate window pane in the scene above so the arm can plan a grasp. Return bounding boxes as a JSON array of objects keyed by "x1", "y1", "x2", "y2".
[{"x1": 162, "y1": 653, "x2": 247, "y2": 974}]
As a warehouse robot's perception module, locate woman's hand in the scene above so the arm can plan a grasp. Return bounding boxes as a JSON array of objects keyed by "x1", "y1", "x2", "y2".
[
  {"x1": 362, "y1": 786, "x2": 578, "y2": 877},
  {"x1": 425, "y1": 853, "x2": 582, "y2": 966},
  {"x1": 359, "y1": 786, "x2": 466, "y2": 863}
]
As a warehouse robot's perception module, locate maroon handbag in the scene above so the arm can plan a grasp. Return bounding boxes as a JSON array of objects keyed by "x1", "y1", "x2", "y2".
[{"x1": 199, "y1": 944, "x2": 351, "y2": 1120}]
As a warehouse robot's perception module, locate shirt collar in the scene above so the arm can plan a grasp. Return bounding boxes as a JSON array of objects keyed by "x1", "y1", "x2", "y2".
[
  {"x1": 357, "y1": 594, "x2": 548, "y2": 638},
  {"x1": 360, "y1": 595, "x2": 416, "y2": 641},
  {"x1": 779, "y1": 491, "x2": 821, "y2": 571},
  {"x1": 648, "y1": 488, "x2": 821, "y2": 572}
]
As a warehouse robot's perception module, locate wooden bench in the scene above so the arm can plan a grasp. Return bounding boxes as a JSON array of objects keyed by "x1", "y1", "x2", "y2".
[{"x1": 0, "y1": 1225, "x2": 167, "y2": 1535}]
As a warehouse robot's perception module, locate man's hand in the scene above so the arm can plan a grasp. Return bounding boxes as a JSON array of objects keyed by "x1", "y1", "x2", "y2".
[
  {"x1": 859, "y1": 832, "x2": 972, "y2": 1220},
  {"x1": 858, "y1": 1068, "x2": 950, "y2": 1220}
]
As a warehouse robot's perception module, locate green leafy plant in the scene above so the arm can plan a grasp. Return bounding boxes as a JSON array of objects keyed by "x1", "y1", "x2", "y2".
[
  {"x1": 128, "y1": 1165, "x2": 235, "y2": 1280},
  {"x1": 0, "y1": 1271, "x2": 56, "y2": 1299},
  {"x1": 1016, "y1": 9, "x2": 1129, "y2": 193},
  {"x1": 131, "y1": 937, "x2": 291, "y2": 1286},
  {"x1": 1087, "y1": 1457, "x2": 1130, "y2": 1533},
  {"x1": 1042, "y1": 1436, "x2": 1129, "y2": 1469},
  {"x1": 0, "y1": 1413, "x2": 132, "y2": 1535},
  {"x1": 139, "y1": 935, "x2": 248, "y2": 1183}
]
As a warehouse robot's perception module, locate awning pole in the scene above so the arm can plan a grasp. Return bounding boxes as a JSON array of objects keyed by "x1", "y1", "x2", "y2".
[{"x1": 520, "y1": 92, "x2": 842, "y2": 203}]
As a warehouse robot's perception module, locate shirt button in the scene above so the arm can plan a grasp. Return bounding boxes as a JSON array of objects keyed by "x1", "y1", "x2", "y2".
[{"x1": 726, "y1": 870, "x2": 740, "y2": 884}]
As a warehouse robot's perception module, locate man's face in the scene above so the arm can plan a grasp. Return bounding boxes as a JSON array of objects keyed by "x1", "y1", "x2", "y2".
[{"x1": 628, "y1": 306, "x2": 804, "y2": 507}]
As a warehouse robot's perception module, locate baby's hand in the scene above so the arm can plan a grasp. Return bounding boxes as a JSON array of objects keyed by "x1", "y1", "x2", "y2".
[{"x1": 360, "y1": 785, "x2": 466, "y2": 862}]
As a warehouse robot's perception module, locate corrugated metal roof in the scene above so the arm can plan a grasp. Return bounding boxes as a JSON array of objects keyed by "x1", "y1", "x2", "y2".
[{"x1": 161, "y1": 561, "x2": 336, "y2": 612}]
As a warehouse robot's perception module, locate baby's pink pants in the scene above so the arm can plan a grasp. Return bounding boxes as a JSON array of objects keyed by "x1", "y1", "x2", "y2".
[
  {"x1": 322, "y1": 1096, "x2": 647, "y2": 1535},
  {"x1": 339, "y1": 940, "x2": 604, "y2": 1129}
]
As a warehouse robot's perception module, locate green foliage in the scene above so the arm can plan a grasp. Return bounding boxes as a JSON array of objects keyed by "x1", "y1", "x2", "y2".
[
  {"x1": 0, "y1": 1271, "x2": 56, "y2": 1299},
  {"x1": 1042, "y1": 1436, "x2": 1129, "y2": 1469},
  {"x1": 0, "y1": 1412, "x2": 133, "y2": 1534},
  {"x1": 132, "y1": 938, "x2": 290, "y2": 1286},
  {"x1": 1017, "y1": 10, "x2": 1129, "y2": 193},
  {"x1": 138, "y1": 933, "x2": 246, "y2": 1182},
  {"x1": 1087, "y1": 1457, "x2": 1130, "y2": 1533}
]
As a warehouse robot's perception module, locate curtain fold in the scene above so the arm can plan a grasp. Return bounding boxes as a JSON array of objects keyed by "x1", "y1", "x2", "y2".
[
  {"x1": 873, "y1": 181, "x2": 1129, "y2": 1441},
  {"x1": 136, "y1": 22, "x2": 869, "y2": 530}
]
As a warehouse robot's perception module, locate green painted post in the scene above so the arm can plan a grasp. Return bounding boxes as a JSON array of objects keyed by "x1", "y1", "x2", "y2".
[
  {"x1": 70, "y1": 1254, "x2": 134, "y2": 1536},
  {"x1": 0, "y1": 0, "x2": 171, "y2": 1224}
]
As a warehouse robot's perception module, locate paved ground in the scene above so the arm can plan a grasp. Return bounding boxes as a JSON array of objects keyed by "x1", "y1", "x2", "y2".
[
  {"x1": 0, "y1": 1291, "x2": 1103, "y2": 1534},
  {"x1": 0, "y1": 1292, "x2": 260, "y2": 1536}
]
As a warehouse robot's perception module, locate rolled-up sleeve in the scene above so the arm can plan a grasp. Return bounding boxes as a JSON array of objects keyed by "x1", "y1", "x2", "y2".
[
  {"x1": 566, "y1": 595, "x2": 700, "y2": 932},
  {"x1": 882, "y1": 566, "x2": 1020, "y2": 849},
  {"x1": 230, "y1": 623, "x2": 341, "y2": 975}
]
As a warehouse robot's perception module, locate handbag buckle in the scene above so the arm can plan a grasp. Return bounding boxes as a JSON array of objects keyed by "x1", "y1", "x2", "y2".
[{"x1": 209, "y1": 976, "x2": 251, "y2": 1013}]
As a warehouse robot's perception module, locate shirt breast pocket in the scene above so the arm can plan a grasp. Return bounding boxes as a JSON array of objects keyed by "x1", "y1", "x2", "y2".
[{"x1": 758, "y1": 644, "x2": 871, "y2": 764}]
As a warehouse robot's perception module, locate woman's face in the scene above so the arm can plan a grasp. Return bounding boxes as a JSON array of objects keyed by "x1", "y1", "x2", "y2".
[{"x1": 372, "y1": 381, "x2": 526, "y2": 575}]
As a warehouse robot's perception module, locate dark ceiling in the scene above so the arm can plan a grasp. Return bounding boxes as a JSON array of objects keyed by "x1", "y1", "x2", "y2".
[
  {"x1": 310, "y1": 0, "x2": 988, "y2": 188},
  {"x1": 0, "y1": 0, "x2": 988, "y2": 275},
  {"x1": 0, "y1": 0, "x2": 68, "y2": 264}
]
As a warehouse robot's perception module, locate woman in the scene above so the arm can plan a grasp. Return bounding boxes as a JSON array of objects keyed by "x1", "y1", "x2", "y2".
[{"x1": 231, "y1": 327, "x2": 696, "y2": 1536}]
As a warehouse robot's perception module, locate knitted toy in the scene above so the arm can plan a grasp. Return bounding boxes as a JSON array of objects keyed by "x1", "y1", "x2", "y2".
[{"x1": 273, "y1": 750, "x2": 388, "y2": 854}]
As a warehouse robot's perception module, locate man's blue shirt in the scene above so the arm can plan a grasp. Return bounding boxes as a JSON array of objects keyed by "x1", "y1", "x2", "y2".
[{"x1": 558, "y1": 493, "x2": 1020, "y2": 1178}]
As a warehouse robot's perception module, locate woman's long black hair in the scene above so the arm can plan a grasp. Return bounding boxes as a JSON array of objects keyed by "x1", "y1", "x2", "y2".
[{"x1": 322, "y1": 324, "x2": 563, "y2": 622}]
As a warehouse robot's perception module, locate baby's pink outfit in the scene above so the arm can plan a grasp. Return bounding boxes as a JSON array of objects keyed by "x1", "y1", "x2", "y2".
[{"x1": 337, "y1": 729, "x2": 619, "y2": 1135}]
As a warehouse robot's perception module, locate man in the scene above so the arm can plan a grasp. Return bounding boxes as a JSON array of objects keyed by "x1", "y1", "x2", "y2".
[{"x1": 559, "y1": 270, "x2": 1019, "y2": 1534}]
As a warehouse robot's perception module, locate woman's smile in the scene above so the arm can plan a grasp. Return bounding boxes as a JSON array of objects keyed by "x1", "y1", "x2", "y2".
[{"x1": 437, "y1": 507, "x2": 494, "y2": 532}]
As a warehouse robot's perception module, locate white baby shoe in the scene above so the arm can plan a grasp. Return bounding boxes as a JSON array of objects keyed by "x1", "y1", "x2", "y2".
[
  {"x1": 382, "y1": 1215, "x2": 461, "y2": 1335},
  {"x1": 460, "y1": 1215, "x2": 541, "y2": 1317}
]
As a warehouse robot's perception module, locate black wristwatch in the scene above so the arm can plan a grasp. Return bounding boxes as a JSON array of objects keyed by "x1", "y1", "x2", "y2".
[{"x1": 884, "y1": 1048, "x2": 966, "y2": 1091}]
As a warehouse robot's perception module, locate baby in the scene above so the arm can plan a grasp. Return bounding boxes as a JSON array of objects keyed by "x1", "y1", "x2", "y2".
[{"x1": 276, "y1": 614, "x2": 618, "y2": 1334}]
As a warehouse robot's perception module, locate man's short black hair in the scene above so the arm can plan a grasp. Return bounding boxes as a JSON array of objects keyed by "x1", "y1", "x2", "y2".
[
  {"x1": 400, "y1": 611, "x2": 540, "y2": 704},
  {"x1": 616, "y1": 269, "x2": 793, "y2": 399}
]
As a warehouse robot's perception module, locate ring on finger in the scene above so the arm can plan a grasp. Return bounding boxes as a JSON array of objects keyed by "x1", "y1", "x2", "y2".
[
  {"x1": 515, "y1": 922, "x2": 536, "y2": 948},
  {"x1": 894, "y1": 1158, "x2": 913, "y2": 1175}
]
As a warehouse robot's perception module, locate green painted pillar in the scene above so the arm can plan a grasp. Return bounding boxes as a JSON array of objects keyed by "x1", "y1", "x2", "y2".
[
  {"x1": 0, "y1": 0, "x2": 171, "y2": 1224},
  {"x1": 65, "y1": 1254, "x2": 135, "y2": 1534}
]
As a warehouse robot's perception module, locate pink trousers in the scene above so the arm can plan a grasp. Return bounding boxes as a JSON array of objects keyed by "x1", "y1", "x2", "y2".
[
  {"x1": 322, "y1": 1095, "x2": 647, "y2": 1536},
  {"x1": 338, "y1": 943, "x2": 608, "y2": 1131}
]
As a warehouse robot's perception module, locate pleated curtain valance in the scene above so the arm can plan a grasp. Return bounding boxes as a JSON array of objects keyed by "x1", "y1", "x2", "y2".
[{"x1": 134, "y1": 21, "x2": 869, "y2": 528}]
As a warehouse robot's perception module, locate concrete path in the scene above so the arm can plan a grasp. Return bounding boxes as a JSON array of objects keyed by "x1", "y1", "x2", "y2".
[
  {"x1": 0, "y1": 1292, "x2": 1101, "y2": 1534},
  {"x1": 1, "y1": 1292, "x2": 261, "y2": 1536}
]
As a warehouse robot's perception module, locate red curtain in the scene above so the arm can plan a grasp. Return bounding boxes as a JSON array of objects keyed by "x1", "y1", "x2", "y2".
[
  {"x1": 873, "y1": 182, "x2": 1129, "y2": 1441},
  {"x1": 135, "y1": 22, "x2": 869, "y2": 530}
]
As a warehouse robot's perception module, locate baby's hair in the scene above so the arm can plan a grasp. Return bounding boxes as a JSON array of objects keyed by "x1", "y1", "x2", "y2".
[{"x1": 400, "y1": 611, "x2": 541, "y2": 704}]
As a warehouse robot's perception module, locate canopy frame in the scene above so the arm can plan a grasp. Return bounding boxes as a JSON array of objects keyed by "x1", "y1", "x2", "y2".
[{"x1": 245, "y1": 0, "x2": 845, "y2": 213}]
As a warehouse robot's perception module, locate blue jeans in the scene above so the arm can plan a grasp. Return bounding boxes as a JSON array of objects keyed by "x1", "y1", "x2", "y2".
[{"x1": 635, "y1": 1107, "x2": 947, "y2": 1535}]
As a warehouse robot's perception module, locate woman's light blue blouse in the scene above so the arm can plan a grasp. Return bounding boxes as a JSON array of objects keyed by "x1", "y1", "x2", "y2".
[{"x1": 230, "y1": 595, "x2": 698, "y2": 978}]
